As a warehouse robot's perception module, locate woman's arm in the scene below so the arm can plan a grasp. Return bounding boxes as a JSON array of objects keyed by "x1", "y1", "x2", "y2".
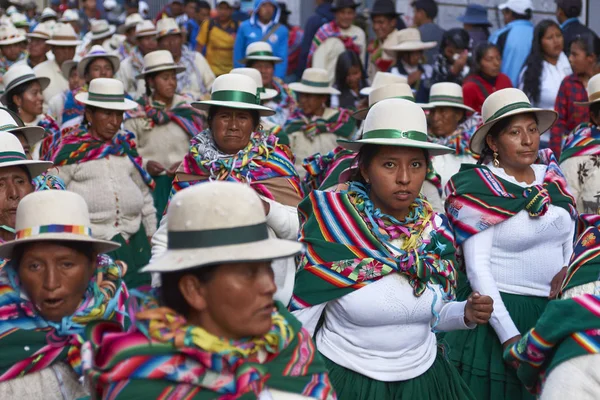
[
  {"x1": 434, "y1": 300, "x2": 475, "y2": 331},
  {"x1": 261, "y1": 197, "x2": 300, "y2": 241},
  {"x1": 131, "y1": 169, "x2": 157, "y2": 237}
]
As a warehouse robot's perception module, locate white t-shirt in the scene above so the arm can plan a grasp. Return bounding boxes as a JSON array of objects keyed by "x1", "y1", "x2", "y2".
[{"x1": 519, "y1": 52, "x2": 572, "y2": 110}]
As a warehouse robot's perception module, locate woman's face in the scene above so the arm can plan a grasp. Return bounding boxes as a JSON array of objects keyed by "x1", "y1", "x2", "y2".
[
  {"x1": 158, "y1": 34, "x2": 183, "y2": 60},
  {"x1": 569, "y1": 42, "x2": 595, "y2": 75},
  {"x1": 360, "y1": 146, "x2": 428, "y2": 221},
  {"x1": 429, "y1": 106, "x2": 464, "y2": 137},
  {"x1": 251, "y1": 60, "x2": 274, "y2": 88},
  {"x1": 14, "y1": 81, "x2": 44, "y2": 117},
  {"x1": 217, "y1": 3, "x2": 233, "y2": 21},
  {"x1": 402, "y1": 50, "x2": 423, "y2": 67},
  {"x1": 68, "y1": 67, "x2": 84, "y2": 91},
  {"x1": 480, "y1": 47, "x2": 501, "y2": 77},
  {"x1": 86, "y1": 107, "x2": 124, "y2": 141},
  {"x1": 372, "y1": 15, "x2": 396, "y2": 42},
  {"x1": 0, "y1": 43, "x2": 22, "y2": 61},
  {"x1": 182, "y1": 261, "x2": 277, "y2": 339},
  {"x1": 14, "y1": 133, "x2": 31, "y2": 160},
  {"x1": 137, "y1": 35, "x2": 157, "y2": 55},
  {"x1": 298, "y1": 93, "x2": 326, "y2": 116},
  {"x1": 0, "y1": 166, "x2": 34, "y2": 230},
  {"x1": 211, "y1": 107, "x2": 256, "y2": 154},
  {"x1": 486, "y1": 114, "x2": 540, "y2": 171},
  {"x1": 52, "y1": 46, "x2": 76, "y2": 67},
  {"x1": 150, "y1": 70, "x2": 177, "y2": 101},
  {"x1": 541, "y1": 25, "x2": 564, "y2": 60},
  {"x1": 18, "y1": 242, "x2": 95, "y2": 322},
  {"x1": 346, "y1": 65, "x2": 362, "y2": 90},
  {"x1": 85, "y1": 58, "x2": 114, "y2": 82},
  {"x1": 27, "y1": 38, "x2": 48, "y2": 59}
]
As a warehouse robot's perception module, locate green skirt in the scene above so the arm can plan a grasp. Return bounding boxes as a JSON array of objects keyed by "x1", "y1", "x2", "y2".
[
  {"x1": 152, "y1": 175, "x2": 173, "y2": 225},
  {"x1": 107, "y1": 224, "x2": 152, "y2": 289},
  {"x1": 441, "y1": 280, "x2": 549, "y2": 400},
  {"x1": 322, "y1": 352, "x2": 476, "y2": 400}
]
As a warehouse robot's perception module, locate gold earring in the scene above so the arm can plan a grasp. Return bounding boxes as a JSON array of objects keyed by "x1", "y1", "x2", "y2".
[{"x1": 493, "y1": 151, "x2": 500, "y2": 167}]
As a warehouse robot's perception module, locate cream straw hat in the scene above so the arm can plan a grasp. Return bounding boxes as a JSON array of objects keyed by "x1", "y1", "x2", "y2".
[
  {"x1": 61, "y1": 59, "x2": 79, "y2": 80},
  {"x1": 135, "y1": 19, "x2": 157, "y2": 37},
  {"x1": 230, "y1": 67, "x2": 277, "y2": 101},
  {"x1": 59, "y1": 9, "x2": 80, "y2": 23},
  {"x1": 0, "y1": 190, "x2": 120, "y2": 258},
  {"x1": 240, "y1": 41, "x2": 282, "y2": 64},
  {"x1": 26, "y1": 21, "x2": 51, "y2": 40},
  {"x1": 289, "y1": 68, "x2": 340, "y2": 95},
  {"x1": 383, "y1": 28, "x2": 437, "y2": 52},
  {"x1": 47, "y1": 23, "x2": 82, "y2": 46},
  {"x1": 0, "y1": 24, "x2": 26, "y2": 45},
  {"x1": 353, "y1": 83, "x2": 414, "y2": 120},
  {"x1": 10, "y1": 13, "x2": 30, "y2": 28},
  {"x1": 118, "y1": 13, "x2": 144, "y2": 34},
  {"x1": 75, "y1": 78, "x2": 139, "y2": 111},
  {"x1": 0, "y1": 131, "x2": 51, "y2": 177},
  {"x1": 360, "y1": 71, "x2": 407, "y2": 96},
  {"x1": 338, "y1": 98, "x2": 453, "y2": 155},
  {"x1": 135, "y1": 50, "x2": 185, "y2": 79},
  {"x1": 156, "y1": 17, "x2": 182, "y2": 39},
  {"x1": 40, "y1": 7, "x2": 58, "y2": 22},
  {"x1": 574, "y1": 73, "x2": 600, "y2": 106},
  {"x1": 422, "y1": 82, "x2": 475, "y2": 113},
  {"x1": 1, "y1": 64, "x2": 50, "y2": 105},
  {"x1": 141, "y1": 181, "x2": 303, "y2": 273},
  {"x1": 90, "y1": 19, "x2": 116, "y2": 41},
  {"x1": 469, "y1": 88, "x2": 557, "y2": 155},
  {"x1": 77, "y1": 45, "x2": 120, "y2": 78}
]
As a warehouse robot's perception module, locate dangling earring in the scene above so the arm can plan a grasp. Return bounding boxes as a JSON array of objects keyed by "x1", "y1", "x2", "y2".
[
  {"x1": 493, "y1": 151, "x2": 500, "y2": 167},
  {"x1": 257, "y1": 123, "x2": 264, "y2": 132}
]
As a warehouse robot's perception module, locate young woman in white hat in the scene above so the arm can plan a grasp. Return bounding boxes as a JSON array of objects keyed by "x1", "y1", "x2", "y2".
[
  {"x1": 83, "y1": 181, "x2": 336, "y2": 400},
  {"x1": 283, "y1": 68, "x2": 356, "y2": 177},
  {"x1": 422, "y1": 81, "x2": 481, "y2": 188},
  {"x1": 0, "y1": 190, "x2": 128, "y2": 399},
  {"x1": 25, "y1": 22, "x2": 52, "y2": 68},
  {"x1": 560, "y1": 73, "x2": 600, "y2": 214},
  {"x1": 151, "y1": 73, "x2": 302, "y2": 306},
  {"x1": 0, "y1": 24, "x2": 27, "y2": 85},
  {"x1": 442, "y1": 88, "x2": 577, "y2": 400},
  {"x1": 292, "y1": 98, "x2": 493, "y2": 400},
  {"x1": 48, "y1": 78, "x2": 157, "y2": 289},
  {"x1": 124, "y1": 50, "x2": 205, "y2": 222}
]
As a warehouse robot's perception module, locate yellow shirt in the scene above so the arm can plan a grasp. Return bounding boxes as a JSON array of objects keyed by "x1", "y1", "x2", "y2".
[{"x1": 196, "y1": 19, "x2": 238, "y2": 76}]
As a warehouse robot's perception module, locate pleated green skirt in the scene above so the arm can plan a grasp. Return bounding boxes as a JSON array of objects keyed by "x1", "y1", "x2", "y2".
[
  {"x1": 107, "y1": 224, "x2": 152, "y2": 289},
  {"x1": 322, "y1": 352, "x2": 476, "y2": 400},
  {"x1": 152, "y1": 174, "x2": 173, "y2": 225},
  {"x1": 441, "y1": 277, "x2": 549, "y2": 400}
]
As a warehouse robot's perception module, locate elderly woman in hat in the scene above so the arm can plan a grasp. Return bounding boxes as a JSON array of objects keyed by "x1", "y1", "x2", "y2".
[
  {"x1": 25, "y1": 22, "x2": 51, "y2": 68},
  {"x1": 283, "y1": 68, "x2": 356, "y2": 177},
  {"x1": 242, "y1": 41, "x2": 297, "y2": 128},
  {"x1": 422, "y1": 82, "x2": 481, "y2": 188},
  {"x1": 49, "y1": 78, "x2": 157, "y2": 288},
  {"x1": 0, "y1": 190, "x2": 127, "y2": 399},
  {"x1": 151, "y1": 73, "x2": 302, "y2": 306},
  {"x1": 560, "y1": 73, "x2": 600, "y2": 214},
  {"x1": 291, "y1": 98, "x2": 494, "y2": 400},
  {"x1": 442, "y1": 88, "x2": 578, "y2": 400},
  {"x1": 83, "y1": 181, "x2": 336, "y2": 399},
  {"x1": 0, "y1": 25, "x2": 27, "y2": 86},
  {"x1": 124, "y1": 50, "x2": 205, "y2": 221}
]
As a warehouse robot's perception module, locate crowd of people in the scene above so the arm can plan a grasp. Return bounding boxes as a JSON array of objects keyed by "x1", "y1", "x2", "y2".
[{"x1": 0, "y1": 0, "x2": 599, "y2": 399}]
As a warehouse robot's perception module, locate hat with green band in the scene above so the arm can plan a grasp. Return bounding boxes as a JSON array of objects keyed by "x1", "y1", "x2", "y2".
[
  {"x1": 360, "y1": 71, "x2": 407, "y2": 96},
  {"x1": 0, "y1": 127, "x2": 52, "y2": 178},
  {"x1": 353, "y1": 83, "x2": 414, "y2": 120},
  {"x1": 240, "y1": 41, "x2": 283, "y2": 64},
  {"x1": 289, "y1": 68, "x2": 340, "y2": 95},
  {"x1": 421, "y1": 82, "x2": 475, "y2": 113},
  {"x1": 469, "y1": 88, "x2": 557, "y2": 155},
  {"x1": 230, "y1": 68, "x2": 278, "y2": 101},
  {"x1": 338, "y1": 98, "x2": 453, "y2": 155},
  {"x1": 192, "y1": 73, "x2": 276, "y2": 116},
  {"x1": 141, "y1": 181, "x2": 303, "y2": 273},
  {"x1": 75, "y1": 78, "x2": 139, "y2": 111}
]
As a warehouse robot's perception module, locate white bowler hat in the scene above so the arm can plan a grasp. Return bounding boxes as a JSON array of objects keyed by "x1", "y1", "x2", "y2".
[
  {"x1": 47, "y1": 23, "x2": 81, "y2": 46},
  {"x1": 75, "y1": 78, "x2": 139, "y2": 111},
  {"x1": 498, "y1": 0, "x2": 533, "y2": 15},
  {"x1": 26, "y1": 21, "x2": 51, "y2": 40},
  {"x1": 61, "y1": 59, "x2": 79, "y2": 80},
  {"x1": 240, "y1": 41, "x2": 282, "y2": 65},
  {"x1": 135, "y1": 49, "x2": 185, "y2": 79},
  {"x1": 59, "y1": 9, "x2": 80, "y2": 23},
  {"x1": 156, "y1": 17, "x2": 182, "y2": 39},
  {"x1": 135, "y1": 19, "x2": 157, "y2": 37},
  {"x1": 230, "y1": 68, "x2": 277, "y2": 101},
  {"x1": 1, "y1": 64, "x2": 50, "y2": 105},
  {"x1": 0, "y1": 190, "x2": 120, "y2": 259},
  {"x1": 422, "y1": 82, "x2": 475, "y2": 113},
  {"x1": 40, "y1": 7, "x2": 58, "y2": 22},
  {"x1": 574, "y1": 73, "x2": 600, "y2": 106},
  {"x1": 338, "y1": 98, "x2": 453, "y2": 155},
  {"x1": 383, "y1": 28, "x2": 437, "y2": 52},
  {"x1": 118, "y1": 13, "x2": 144, "y2": 34},
  {"x1": 77, "y1": 45, "x2": 120, "y2": 78},
  {"x1": 354, "y1": 83, "x2": 414, "y2": 120},
  {"x1": 289, "y1": 68, "x2": 340, "y2": 95},
  {"x1": 0, "y1": 24, "x2": 26, "y2": 46},
  {"x1": 469, "y1": 88, "x2": 557, "y2": 155},
  {"x1": 141, "y1": 181, "x2": 303, "y2": 273},
  {"x1": 0, "y1": 130, "x2": 51, "y2": 177},
  {"x1": 192, "y1": 73, "x2": 275, "y2": 116},
  {"x1": 90, "y1": 19, "x2": 116, "y2": 41},
  {"x1": 360, "y1": 71, "x2": 407, "y2": 96},
  {"x1": 10, "y1": 13, "x2": 30, "y2": 28}
]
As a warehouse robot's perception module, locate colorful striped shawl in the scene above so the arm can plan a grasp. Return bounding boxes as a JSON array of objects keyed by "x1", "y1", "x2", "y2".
[
  {"x1": 283, "y1": 108, "x2": 355, "y2": 141},
  {"x1": 429, "y1": 114, "x2": 482, "y2": 158},
  {"x1": 0, "y1": 254, "x2": 128, "y2": 381},
  {"x1": 130, "y1": 96, "x2": 206, "y2": 137},
  {"x1": 444, "y1": 149, "x2": 577, "y2": 245},
  {"x1": 271, "y1": 77, "x2": 297, "y2": 111},
  {"x1": 560, "y1": 122, "x2": 600, "y2": 163},
  {"x1": 560, "y1": 213, "x2": 600, "y2": 295},
  {"x1": 307, "y1": 21, "x2": 361, "y2": 67},
  {"x1": 290, "y1": 182, "x2": 458, "y2": 311},
  {"x1": 83, "y1": 296, "x2": 336, "y2": 399},
  {"x1": 62, "y1": 85, "x2": 88, "y2": 125},
  {"x1": 367, "y1": 38, "x2": 394, "y2": 74}
]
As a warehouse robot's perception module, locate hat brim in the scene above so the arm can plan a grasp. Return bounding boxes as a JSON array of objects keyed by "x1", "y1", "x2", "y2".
[
  {"x1": 241, "y1": 56, "x2": 283, "y2": 65},
  {"x1": 9, "y1": 126, "x2": 46, "y2": 146},
  {"x1": 74, "y1": 93, "x2": 139, "y2": 111},
  {"x1": 91, "y1": 25, "x2": 117, "y2": 41},
  {"x1": 261, "y1": 88, "x2": 278, "y2": 101},
  {"x1": 0, "y1": 159, "x2": 52, "y2": 179},
  {"x1": 457, "y1": 15, "x2": 492, "y2": 26},
  {"x1": 384, "y1": 41, "x2": 437, "y2": 52},
  {"x1": 135, "y1": 65, "x2": 186, "y2": 80},
  {"x1": 1, "y1": 76, "x2": 50, "y2": 104},
  {"x1": 0, "y1": 234, "x2": 120, "y2": 259},
  {"x1": 78, "y1": 54, "x2": 121, "y2": 77},
  {"x1": 352, "y1": 107, "x2": 368, "y2": 120},
  {"x1": 0, "y1": 36, "x2": 27, "y2": 45},
  {"x1": 26, "y1": 33, "x2": 50, "y2": 40},
  {"x1": 140, "y1": 237, "x2": 303, "y2": 273},
  {"x1": 288, "y1": 82, "x2": 340, "y2": 95},
  {"x1": 331, "y1": 4, "x2": 359, "y2": 11},
  {"x1": 61, "y1": 60, "x2": 78, "y2": 79},
  {"x1": 157, "y1": 30, "x2": 183, "y2": 39},
  {"x1": 192, "y1": 100, "x2": 276, "y2": 116},
  {"x1": 135, "y1": 30, "x2": 158, "y2": 37},
  {"x1": 337, "y1": 137, "x2": 454, "y2": 156},
  {"x1": 421, "y1": 101, "x2": 475, "y2": 113},
  {"x1": 118, "y1": 22, "x2": 139, "y2": 34},
  {"x1": 469, "y1": 108, "x2": 558, "y2": 155},
  {"x1": 47, "y1": 39, "x2": 82, "y2": 46},
  {"x1": 359, "y1": 86, "x2": 375, "y2": 96},
  {"x1": 574, "y1": 98, "x2": 600, "y2": 106}
]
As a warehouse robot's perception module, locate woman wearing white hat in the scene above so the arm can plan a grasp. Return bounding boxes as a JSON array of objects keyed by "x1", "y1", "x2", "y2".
[
  {"x1": 83, "y1": 181, "x2": 336, "y2": 400},
  {"x1": 442, "y1": 88, "x2": 577, "y2": 400},
  {"x1": 0, "y1": 190, "x2": 127, "y2": 399},
  {"x1": 560, "y1": 73, "x2": 600, "y2": 214},
  {"x1": 124, "y1": 50, "x2": 205, "y2": 222},
  {"x1": 359, "y1": 71, "x2": 408, "y2": 96},
  {"x1": 283, "y1": 68, "x2": 356, "y2": 177},
  {"x1": 25, "y1": 22, "x2": 52, "y2": 68},
  {"x1": 81, "y1": 19, "x2": 116, "y2": 55},
  {"x1": 422, "y1": 82, "x2": 481, "y2": 188},
  {"x1": 383, "y1": 28, "x2": 437, "y2": 103},
  {"x1": 48, "y1": 78, "x2": 157, "y2": 289},
  {"x1": 115, "y1": 13, "x2": 144, "y2": 61},
  {"x1": 151, "y1": 73, "x2": 302, "y2": 306},
  {"x1": 0, "y1": 24, "x2": 27, "y2": 85},
  {"x1": 242, "y1": 41, "x2": 296, "y2": 128},
  {"x1": 292, "y1": 98, "x2": 493, "y2": 400}
]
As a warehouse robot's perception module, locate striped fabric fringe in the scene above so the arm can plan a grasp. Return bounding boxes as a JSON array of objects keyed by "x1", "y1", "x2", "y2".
[
  {"x1": 560, "y1": 122, "x2": 600, "y2": 163},
  {"x1": 283, "y1": 108, "x2": 355, "y2": 140},
  {"x1": 131, "y1": 95, "x2": 206, "y2": 137}
]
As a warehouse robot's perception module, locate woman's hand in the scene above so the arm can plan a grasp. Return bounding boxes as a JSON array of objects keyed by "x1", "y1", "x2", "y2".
[
  {"x1": 464, "y1": 291, "x2": 494, "y2": 325},
  {"x1": 166, "y1": 162, "x2": 181, "y2": 178},
  {"x1": 146, "y1": 160, "x2": 165, "y2": 176},
  {"x1": 549, "y1": 266, "x2": 567, "y2": 299},
  {"x1": 503, "y1": 335, "x2": 522, "y2": 369},
  {"x1": 407, "y1": 70, "x2": 423, "y2": 86},
  {"x1": 450, "y1": 50, "x2": 469, "y2": 75}
]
